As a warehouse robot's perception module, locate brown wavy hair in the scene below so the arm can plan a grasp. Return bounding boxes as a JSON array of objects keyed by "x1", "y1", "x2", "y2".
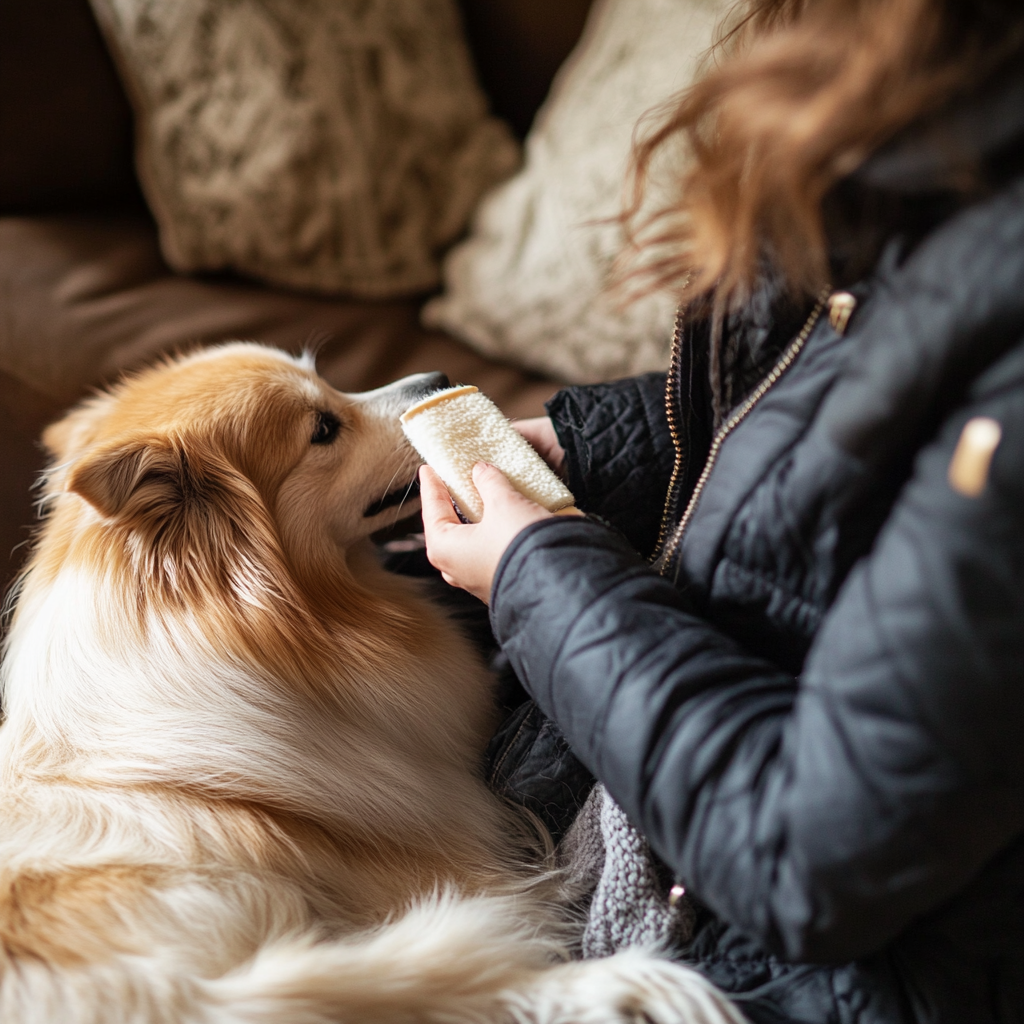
[{"x1": 624, "y1": 0, "x2": 1024, "y2": 312}]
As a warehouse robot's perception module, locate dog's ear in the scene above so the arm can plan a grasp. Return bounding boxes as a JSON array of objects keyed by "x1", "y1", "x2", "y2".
[{"x1": 66, "y1": 436, "x2": 200, "y2": 520}]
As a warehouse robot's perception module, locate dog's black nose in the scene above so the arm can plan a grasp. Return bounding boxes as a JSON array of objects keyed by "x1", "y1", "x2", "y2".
[
  {"x1": 422, "y1": 371, "x2": 450, "y2": 392},
  {"x1": 406, "y1": 371, "x2": 450, "y2": 400}
]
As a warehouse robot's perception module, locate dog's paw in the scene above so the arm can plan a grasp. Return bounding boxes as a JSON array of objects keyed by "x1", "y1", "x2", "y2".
[{"x1": 517, "y1": 950, "x2": 747, "y2": 1024}]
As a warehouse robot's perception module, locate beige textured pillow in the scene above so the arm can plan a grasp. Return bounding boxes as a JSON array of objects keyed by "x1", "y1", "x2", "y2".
[
  {"x1": 423, "y1": 0, "x2": 727, "y2": 383},
  {"x1": 89, "y1": 0, "x2": 519, "y2": 297}
]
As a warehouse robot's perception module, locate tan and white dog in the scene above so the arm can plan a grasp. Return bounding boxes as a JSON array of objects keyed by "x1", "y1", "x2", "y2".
[{"x1": 0, "y1": 344, "x2": 742, "y2": 1024}]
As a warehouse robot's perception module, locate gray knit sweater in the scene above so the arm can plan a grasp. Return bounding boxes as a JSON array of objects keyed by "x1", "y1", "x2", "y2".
[{"x1": 559, "y1": 784, "x2": 695, "y2": 958}]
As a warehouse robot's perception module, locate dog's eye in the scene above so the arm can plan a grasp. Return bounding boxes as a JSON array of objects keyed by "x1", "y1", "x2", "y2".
[{"x1": 311, "y1": 411, "x2": 341, "y2": 446}]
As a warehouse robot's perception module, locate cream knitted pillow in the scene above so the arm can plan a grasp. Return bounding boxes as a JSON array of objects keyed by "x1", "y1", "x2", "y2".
[
  {"x1": 88, "y1": 0, "x2": 519, "y2": 297},
  {"x1": 422, "y1": 0, "x2": 727, "y2": 383}
]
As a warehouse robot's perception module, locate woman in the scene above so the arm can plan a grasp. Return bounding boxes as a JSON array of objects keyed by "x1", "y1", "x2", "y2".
[{"x1": 419, "y1": 0, "x2": 1024, "y2": 1022}]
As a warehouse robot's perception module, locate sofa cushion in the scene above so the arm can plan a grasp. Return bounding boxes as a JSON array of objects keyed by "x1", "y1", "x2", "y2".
[
  {"x1": 424, "y1": 0, "x2": 727, "y2": 384},
  {"x1": 0, "y1": 214, "x2": 557, "y2": 418},
  {"x1": 88, "y1": 0, "x2": 521, "y2": 298}
]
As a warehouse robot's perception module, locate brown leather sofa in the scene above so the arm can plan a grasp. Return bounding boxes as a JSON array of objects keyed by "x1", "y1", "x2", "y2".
[{"x1": 0, "y1": 0, "x2": 594, "y2": 595}]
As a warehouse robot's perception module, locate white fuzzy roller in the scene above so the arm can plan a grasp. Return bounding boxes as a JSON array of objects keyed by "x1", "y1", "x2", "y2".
[{"x1": 401, "y1": 385, "x2": 576, "y2": 522}]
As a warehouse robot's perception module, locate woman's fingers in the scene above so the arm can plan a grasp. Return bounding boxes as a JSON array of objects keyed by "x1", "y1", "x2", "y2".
[
  {"x1": 512, "y1": 416, "x2": 567, "y2": 478},
  {"x1": 419, "y1": 461, "x2": 557, "y2": 604},
  {"x1": 511, "y1": 416, "x2": 551, "y2": 447}
]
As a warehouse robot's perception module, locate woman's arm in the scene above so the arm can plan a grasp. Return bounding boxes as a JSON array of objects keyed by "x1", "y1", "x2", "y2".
[{"x1": 487, "y1": 372, "x2": 1024, "y2": 964}]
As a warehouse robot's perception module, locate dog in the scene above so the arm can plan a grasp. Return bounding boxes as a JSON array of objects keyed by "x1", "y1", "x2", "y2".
[{"x1": 0, "y1": 344, "x2": 743, "y2": 1024}]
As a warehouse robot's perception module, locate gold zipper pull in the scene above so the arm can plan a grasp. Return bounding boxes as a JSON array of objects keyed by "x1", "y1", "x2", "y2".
[{"x1": 827, "y1": 291, "x2": 857, "y2": 335}]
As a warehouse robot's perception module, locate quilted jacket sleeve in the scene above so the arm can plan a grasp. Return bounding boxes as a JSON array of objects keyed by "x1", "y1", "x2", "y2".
[
  {"x1": 546, "y1": 373, "x2": 676, "y2": 558},
  {"x1": 491, "y1": 359, "x2": 1024, "y2": 965}
]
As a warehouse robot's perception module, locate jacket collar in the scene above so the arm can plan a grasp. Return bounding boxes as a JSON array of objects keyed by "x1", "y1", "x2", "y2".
[{"x1": 854, "y1": 61, "x2": 1024, "y2": 194}]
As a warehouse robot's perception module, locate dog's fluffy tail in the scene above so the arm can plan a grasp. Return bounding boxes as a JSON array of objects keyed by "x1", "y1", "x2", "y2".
[
  {"x1": 207, "y1": 891, "x2": 560, "y2": 1024},
  {"x1": 209, "y1": 894, "x2": 747, "y2": 1024},
  {"x1": 1, "y1": 891, "x2": 745, "y2": 1024}
]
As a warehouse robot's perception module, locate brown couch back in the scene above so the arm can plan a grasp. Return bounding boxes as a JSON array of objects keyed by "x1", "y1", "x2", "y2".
[
  {"x1": 459, "y1": 0, "x2": 593, "y2": 138},
  {"x1": 0, "y1": 0, "x2": 139, "y2": 213},
  {"x1": 0, "y1": 0, "x2": 592, "y2": 216}
]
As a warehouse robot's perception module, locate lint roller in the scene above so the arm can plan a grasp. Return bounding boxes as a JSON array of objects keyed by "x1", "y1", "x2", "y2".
[{"x1": 401, "y1": 385, "x2": 576, "y2": 523}]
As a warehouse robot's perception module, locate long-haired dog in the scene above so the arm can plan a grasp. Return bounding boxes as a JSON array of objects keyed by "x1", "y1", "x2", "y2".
[{"x1": 0, "y1": 344, "x2": 742, "y2": 1024}]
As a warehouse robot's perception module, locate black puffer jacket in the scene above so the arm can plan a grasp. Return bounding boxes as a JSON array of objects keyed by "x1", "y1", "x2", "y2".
[{"x1": 487, "y1": 72, "x2": 1024, "y2": 1024}]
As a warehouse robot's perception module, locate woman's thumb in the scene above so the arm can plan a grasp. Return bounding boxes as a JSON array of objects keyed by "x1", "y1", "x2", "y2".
[{"x1": 419, "y1": 464, "x2": 460, "y2": 528}]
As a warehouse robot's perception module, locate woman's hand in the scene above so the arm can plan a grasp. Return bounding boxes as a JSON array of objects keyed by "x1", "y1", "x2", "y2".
[
  {"x1": 419, "y1": 462, "x2": 555, "y2": 604},
  {"x1": 513, "y1": 416, "x2": 567, "y2": 479}
]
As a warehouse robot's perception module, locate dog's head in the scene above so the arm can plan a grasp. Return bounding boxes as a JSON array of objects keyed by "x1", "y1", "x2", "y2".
[{"x1": 38, "y1": 344, "x2": 444, "y2": 608}]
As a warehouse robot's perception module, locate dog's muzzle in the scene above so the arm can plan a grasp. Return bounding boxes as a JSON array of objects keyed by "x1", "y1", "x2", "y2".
[
  {"x1": 400, "y1": 371, "x2": 450, "y2": 403},
  {"x1": 360, "y1": 371, "x2": 448, "y2": 518},
  {"x1": 363, "y1": 476, "x2": 421, "y2": 518}
]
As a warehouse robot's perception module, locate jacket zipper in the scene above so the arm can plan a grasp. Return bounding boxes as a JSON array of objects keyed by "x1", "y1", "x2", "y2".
[
  {"x1": 653, "y1": 289, "x2": 830, "y2": 577},
  {"x1": 650, "y1": 307, "x2": 689, "y2": 561}
]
